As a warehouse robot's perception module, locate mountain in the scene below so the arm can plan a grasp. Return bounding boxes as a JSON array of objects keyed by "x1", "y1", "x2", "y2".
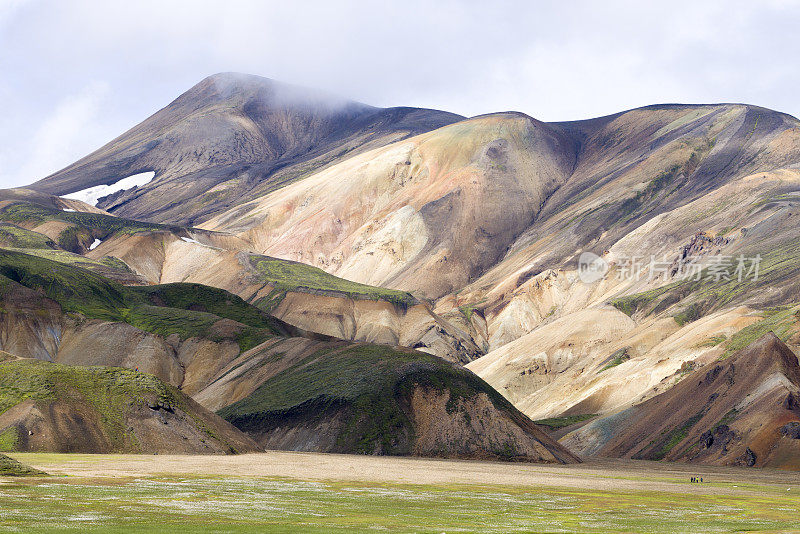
[
  {"x1": 561, "y1": 333, "x2": 800, "y2": 469},
  {"x1": 0, "y1": 247, "x2": 575, "y2": 462},
  {"x1": 15, "y1": 73, "x2": 800, "y2": 467},
  {"x1": 31, "y1": 73, "x2": 463, "y2": 226},
  {"x1": 0, "y1": 189, "x2": 481, "y2": 363}
]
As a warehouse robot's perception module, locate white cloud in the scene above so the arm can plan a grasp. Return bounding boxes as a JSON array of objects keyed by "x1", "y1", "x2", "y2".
[
  {"x1": 14, "y1": 81, "x2": 111, "y2": 184},
  {"x1": 0, "y1": 0, "x2": 798, "y2": 188},
  {"x1": 0, "y1": 0, "x2": 30, "y2": 24}
]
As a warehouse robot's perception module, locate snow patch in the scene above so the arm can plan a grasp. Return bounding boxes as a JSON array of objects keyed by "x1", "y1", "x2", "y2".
[
  {"x1": 179, "y1": 236, "x2": 220, "y2": 250},
  {"x1": 62, "y1": 208, "x2": 76, "y2": 212},
  {"x1": 89, "y1": 239, "x2": 102, "y2": 250},
  {"x1": 62, "y1": 171, "x2": 155, "y2": 206}
]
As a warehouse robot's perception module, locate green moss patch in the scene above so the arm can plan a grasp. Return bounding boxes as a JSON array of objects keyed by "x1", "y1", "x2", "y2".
[
  {"x1": 0, "y1": 249, "x2": 282, "y2": 350},
  {"x1": 611, "y1": 285, "x2": 674, "y2": 317},
  {"x1": 534, "y1": 414, "x2": 598, "y2": 431},
  {"x1": 0, "y1": 224, "x2": 56, "y2": 249},
  {"x1": 695, "y1": 335, "x2": 727, "y2": 348},
  {"x1": 646, "y1": 411, "x2": 706, "y2": 461},
  {"x1": 0, "y1": 359, "x2": 242, "y2": 453},
  {"x1": 0, "y1": 427, "x2": 19, "y2": 451},
  {"x1": 673, "y1": 303, "x2": 702, "y2": 326},
  {"x1": 0, "y1": 248, "x2": 129, "y2": 320},
  {"x1": 249, "y1": 255, "x2": 417, "y2": 308},
  {"x1": 0, "y1": 359, "x2": 178, "y2": 449},
  {"x1": 598, "y1": 348, "x2": 631, "y2": 372},
  {"x1": 721, "y1": 306, "x2": 798, "y2": 359},
  {"x1": 0, "y1": 453, "x2": 45, "y2": 476},
  {"x1": 0, "y1": 202, "x2": 178, "y2": 237},
  {"x1": 4, "y1": 248, "x2": 134, "y2": 277}
]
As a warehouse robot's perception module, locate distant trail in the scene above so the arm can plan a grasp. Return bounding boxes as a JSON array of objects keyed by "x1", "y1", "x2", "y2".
[{"x1": 11, "y1": 452, "x2": 799, "y2": 498}]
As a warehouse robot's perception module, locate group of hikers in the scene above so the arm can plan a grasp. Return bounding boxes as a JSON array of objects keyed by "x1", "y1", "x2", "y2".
[{"x1": 690, "y1": 476, "x2": 704, "y2": 483}]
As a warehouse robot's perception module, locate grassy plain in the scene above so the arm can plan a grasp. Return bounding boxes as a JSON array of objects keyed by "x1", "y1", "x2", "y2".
[{"x1": 1, "y1": 452, "x2": 798, "y2": 533}]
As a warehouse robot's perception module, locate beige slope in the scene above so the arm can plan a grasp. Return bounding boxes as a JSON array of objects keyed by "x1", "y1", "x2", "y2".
[
  {"x1": 561, "y1": 333, "x2": 800, "y2": 469},
  {"x1": 463, "y1": 167, "x2": 800, "y2": 417},
  {"x1": 202, "y1": 112, "x2": 577, "y2": 298},
  {"x1": 466, "y1": 307, "x2": 637, "y2": 405},
  {"x1": 85, "y1": 230, "x2": 482, "y2": 362}
]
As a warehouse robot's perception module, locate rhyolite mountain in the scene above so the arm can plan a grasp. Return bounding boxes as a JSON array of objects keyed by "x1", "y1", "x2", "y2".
[
  {"x1": 562, "y1": 333, "x2": 800, "y2": 470},
  {"x1": 14, "y1": 73, "x2": 800, "y2": 467},
  {"x1": 0, "y1": 247, "x2": 576, "y2": 462},
  {"x1": 32, "y1": 73, "x2": 463, "y2": 226}
]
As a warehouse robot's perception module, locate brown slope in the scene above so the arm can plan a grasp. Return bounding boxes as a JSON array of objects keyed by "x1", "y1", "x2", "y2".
[
  {"x1": 0, "y1": 358, "x2": 259, "y2": 454},
  {"x1": 29, "y1": 73, "x2": 464, "y2": 226},
  {"x1": 562, "y1": 333, "x2": 800, "y2": 469}
]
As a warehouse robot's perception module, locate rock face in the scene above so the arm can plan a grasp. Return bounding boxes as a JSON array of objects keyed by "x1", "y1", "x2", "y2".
[{"x1": 561, "y1": 333, "x2": 800, "y2": 469}]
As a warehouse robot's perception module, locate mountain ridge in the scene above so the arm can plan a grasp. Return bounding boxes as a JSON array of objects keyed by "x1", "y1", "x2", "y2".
[{"x1": 14, "y1": 73, "x2": 800, "y2": 468}]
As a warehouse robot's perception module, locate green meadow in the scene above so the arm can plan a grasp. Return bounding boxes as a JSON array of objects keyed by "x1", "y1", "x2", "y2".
[{"x1": 0, "y1": 457, "x2": 798, "y2": 533}]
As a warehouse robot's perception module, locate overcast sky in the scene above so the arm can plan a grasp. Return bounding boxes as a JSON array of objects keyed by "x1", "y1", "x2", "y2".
[{"x1": 1, "y1": 0, "x2": 798, "y2": 188}]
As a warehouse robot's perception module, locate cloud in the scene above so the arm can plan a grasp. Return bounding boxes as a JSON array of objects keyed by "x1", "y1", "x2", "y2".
[
  {"x1": 0, "y1": 0, "x2": 30, "y2": 24},
  {"x1": 12, "y1": 81, "x2": 111, "y2": 184},
  {"x1": 0, "y1": 0, "x2": 798, "y2": 187}
]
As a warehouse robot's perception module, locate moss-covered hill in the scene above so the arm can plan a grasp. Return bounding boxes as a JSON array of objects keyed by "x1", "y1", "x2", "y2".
[
  {"x1": 0, "y1": 195, "x2": 422, "y2": 312},
  {"x1": 249, "y1": 254, "x2": 418, "y2": 310},
  {"x1": 0, "y1": 359, "x2": 258, "y2": 454},
  {"x1": 0, "y1": 200, "x2": 182, "y2": 253},
  {"x1": 0, "y1": 248, "x2": 295, "y2": 351},
  {"x1": 0, "y1": 249, "x2": 575, "y2": 462},
  {"x1": 215, "y1": 342, "x2": 578, "y2": 463},
  {"x1": 0, "y1": 223, "x2": 56, "y2": 249}
]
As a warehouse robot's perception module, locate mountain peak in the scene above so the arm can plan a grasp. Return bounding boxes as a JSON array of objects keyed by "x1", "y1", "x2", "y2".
[{"x1": 177, "y1": 72, "x2": 373, "y2": 115}]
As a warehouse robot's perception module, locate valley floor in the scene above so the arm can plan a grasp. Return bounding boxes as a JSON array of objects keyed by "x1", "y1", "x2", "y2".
[{"x1": 1, "y1": 452, "x2": 799, "y2": 533}]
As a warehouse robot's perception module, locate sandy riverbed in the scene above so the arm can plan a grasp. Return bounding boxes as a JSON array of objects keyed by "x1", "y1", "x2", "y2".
[{"x1": 11, "y1": 451, "x2": 799, "y2": 497}]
